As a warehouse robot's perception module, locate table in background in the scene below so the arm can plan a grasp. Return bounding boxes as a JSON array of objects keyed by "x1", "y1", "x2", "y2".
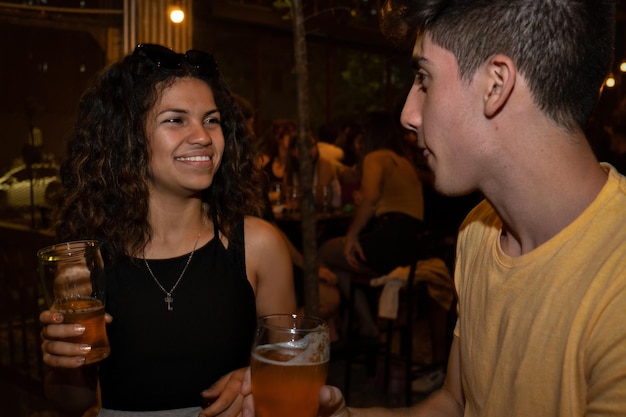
[{"x1": 274, "y1": 210, "x2": 353, "y2": 250}]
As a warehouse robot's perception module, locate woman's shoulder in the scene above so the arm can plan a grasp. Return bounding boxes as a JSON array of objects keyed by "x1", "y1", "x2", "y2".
[
  {"x1": 364, "y1": 149, "x2": 399, "y2": 165},
  {"x1": 243, "y1": 216, "x2": 282, "y2": 245},
  {"x1": 318, "y1": 155, "x2": 338, "y2": 170},
  {"x1": 367, "y1": 148, "x2": 395, "y2": 158},
  {"x1": 317, "y1": 156, "x2": 338, "y2": 175},
  {"x1": 242, "y1": 216, "x2": 289, "y2": 269},
  {"x1": 244, "y1": 215, "x2": 273, "y2": 230}
]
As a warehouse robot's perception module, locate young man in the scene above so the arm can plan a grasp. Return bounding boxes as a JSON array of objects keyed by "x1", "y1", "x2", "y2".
[{"x1": 241, "y1": 1, "x2": 626, "y2": 416}]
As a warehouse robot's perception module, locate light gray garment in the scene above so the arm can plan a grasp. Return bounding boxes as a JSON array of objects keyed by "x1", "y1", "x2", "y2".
[{"x1": 98, "y1": 407, "x2": 202, "y2": 417}]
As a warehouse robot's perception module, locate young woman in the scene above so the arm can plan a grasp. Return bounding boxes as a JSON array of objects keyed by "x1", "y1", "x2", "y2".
[{"x1": 39, "y1": 44, "x2": 295, "y2": 417}]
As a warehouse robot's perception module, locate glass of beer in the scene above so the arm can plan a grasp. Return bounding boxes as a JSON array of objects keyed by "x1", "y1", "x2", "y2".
[
  {"x1": 314, "y1": 184, "x2": 334, "y2": 213},
  {"x1": 38, "y1": 240, "x2": 110, "y2": 364},
  {"x1": 251, "y1": 314, "x2": 330, "y2": 417}
]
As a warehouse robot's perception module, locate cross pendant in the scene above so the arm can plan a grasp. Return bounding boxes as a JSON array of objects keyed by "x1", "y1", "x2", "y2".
[{"x1": 164, "y1": 294, "x2": 174, "y2": 311}]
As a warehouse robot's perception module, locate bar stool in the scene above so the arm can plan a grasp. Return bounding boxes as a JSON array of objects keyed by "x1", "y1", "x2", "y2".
[
  {"x1": 343, "y1": 260, "x2": 420, "y2": 405},
  {"x1": 343, "y1": 235, "x2": 456, "y2": 406},
  {"x1": 343, "y1": 272, "x2": 379, "y2": 403}
]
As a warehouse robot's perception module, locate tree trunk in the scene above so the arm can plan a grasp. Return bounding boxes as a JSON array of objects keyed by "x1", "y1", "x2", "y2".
[{"x1": 291, "y1": 0, "x2": 319, "y2": 316}]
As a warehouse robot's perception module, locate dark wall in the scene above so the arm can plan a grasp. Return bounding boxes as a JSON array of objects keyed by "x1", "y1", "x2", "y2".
[{"x1": 0, "y1": 25, "x2": 105, "y2": 172}]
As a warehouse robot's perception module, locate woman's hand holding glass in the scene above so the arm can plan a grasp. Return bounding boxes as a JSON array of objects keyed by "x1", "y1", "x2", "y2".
[
  {"x1": 40, "y1": 310, "x2": 113, "y2": 368},
  {"x1": 38, "y1": 240, "x2": 111, "y2": 367}
]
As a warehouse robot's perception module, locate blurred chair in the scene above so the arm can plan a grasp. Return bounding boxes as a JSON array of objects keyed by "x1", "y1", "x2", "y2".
[{"x1": 343, "y1": 234, "x2": 456, "y2": 406}]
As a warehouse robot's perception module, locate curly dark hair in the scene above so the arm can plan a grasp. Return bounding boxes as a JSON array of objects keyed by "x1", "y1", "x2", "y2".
[
  {"x1": 380, "y1": 0, "x2": 616, "y2": 131},
  {"x1": 55, "y1": 46, "x2": 265, "y2": 264}
]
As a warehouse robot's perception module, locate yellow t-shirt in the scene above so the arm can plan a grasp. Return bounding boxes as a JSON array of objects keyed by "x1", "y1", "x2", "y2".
[{"x1": 454, "y1": 164, "x2": 626, "y2": 417}]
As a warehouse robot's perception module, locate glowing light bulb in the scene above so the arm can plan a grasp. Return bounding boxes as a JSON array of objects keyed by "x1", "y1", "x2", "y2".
[
  {"x1": 605, "y1": 76, "x2": 616, "y2": 88},
  {"x1": 170, "y1": 8, "x2": 184, "y2": 23},
  {"x1": 620, "y1": 61, "x2": 626, "y2": 73}
]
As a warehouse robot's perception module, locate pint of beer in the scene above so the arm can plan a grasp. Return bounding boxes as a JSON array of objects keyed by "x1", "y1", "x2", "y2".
[
  {"x1": 38, "y1": 240, "x2": 110, "y2": 365},
  {"x1": 251, "y1": 314, "x2": 330, "y2": 417}
]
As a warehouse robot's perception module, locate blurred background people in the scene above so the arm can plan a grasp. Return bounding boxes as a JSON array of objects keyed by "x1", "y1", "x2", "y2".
[
  {"x1": 232, "y1": 94, "x2": 256, "y2": 139},
  {"x1": 337, "y1": 121, "x2": 364, "y2": 207},
  {"x1": 284, "y1": 131, "x2": 343, "y2": 212},
  {"x1": 257, "y1": 120, "x2": 342, "y2": 341},
  {"x1": 319, "y1": 110, "x2": 425, "y2": 340},
  {"x1": 258, "y1": 119, "x2": 297, "y2": 184},
  {"x1": 317, "y1": 121, "x2": 346, "y2": 171}
]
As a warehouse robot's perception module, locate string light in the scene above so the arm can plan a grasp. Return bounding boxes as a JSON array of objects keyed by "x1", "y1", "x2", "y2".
[
  {"x1": 620, "y1": 61, "x2": 626, "y2": 73},
  {"x1": 169, "y1": 3, "x2": 184, "y2": 23},
  {"x1": 605, "y1": 74, "x2": 616, "y2": 88}
]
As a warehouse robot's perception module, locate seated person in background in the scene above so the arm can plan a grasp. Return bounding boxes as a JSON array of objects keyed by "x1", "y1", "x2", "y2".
[
  {"x1": 319, "y1": 110, "x2": 425, "y2": 339},
  {"x1": 258, "y1": 119, "x2": 297, "y2": 181},
  {"x1": 317, "y1": 121, "x2": 346, "y2": 173},
  {"x1": 336, "y1": 119, "x2": 363, "y2": 168},
  {"x1": 284, "y1": 132, "x2": 342, "y2": 212},
  {"x1": 337, "y1": 122, "x2": 364, "y2": 207},
  {"x1": 232, "y1": 94, "x2": 265, "y2": 167},
  {"x1": 258, "y1": 141, "x2": 342, "y2": 340}
]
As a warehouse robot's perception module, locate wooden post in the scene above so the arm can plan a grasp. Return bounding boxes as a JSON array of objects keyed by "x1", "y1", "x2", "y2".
[{"x1": 292, "y1": 0, "x2": 320, "y2": 316}]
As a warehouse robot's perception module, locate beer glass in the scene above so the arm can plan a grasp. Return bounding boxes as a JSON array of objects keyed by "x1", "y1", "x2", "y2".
[
  {"x1": 251, "y1": 314, "x2": 330, "y2": 417},
  {"x1": 314, "y1": 184, "x2": 334, "y2": 213},
  {"x1": 268, "y1": 181, "x2": 285, "y2": 214},
  {"x1": 38, "y1": 240, "x2": 110, "y2": 364},
  {"x1": 284, "y1": 186, "x2": 301, "y2": 214}
]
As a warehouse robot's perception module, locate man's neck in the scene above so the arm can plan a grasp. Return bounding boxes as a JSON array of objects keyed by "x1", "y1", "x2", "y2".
[{"x1": 495, "y1": 160, "x2": 607, "y2": 256}]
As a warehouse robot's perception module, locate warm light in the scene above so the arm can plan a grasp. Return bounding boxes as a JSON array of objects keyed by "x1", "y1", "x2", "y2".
[
  {"x1": 620, "y1": 61, "x2": 626, "y2": 73},
  {"x1": 605, "y1": 76, "x2": 616, "y2": 88},
  {"x1": 170, "y1": 8, "x2": 184, "y2": 23}
]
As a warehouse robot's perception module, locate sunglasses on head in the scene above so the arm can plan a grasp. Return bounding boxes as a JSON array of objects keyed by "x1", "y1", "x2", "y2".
[{"x1": 133, "y1": 43, "x2": 219, "y2": 78}]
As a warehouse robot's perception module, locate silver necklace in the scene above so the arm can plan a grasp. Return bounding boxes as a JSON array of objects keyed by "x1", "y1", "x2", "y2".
[{"x1": 143, "y1": 232, "x2": 201, "y2": 311}]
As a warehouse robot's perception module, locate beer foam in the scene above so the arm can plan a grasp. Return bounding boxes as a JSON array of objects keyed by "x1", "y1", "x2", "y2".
[
  {"x1": 56, "y1": 263, "x2": 91, "y2": 280},
  {"x1": 54, "y1": 263, "x2": 93, "y2": 299},
  {"x1": 254, "y1": 328, "x2": 330, "y2": 366}
]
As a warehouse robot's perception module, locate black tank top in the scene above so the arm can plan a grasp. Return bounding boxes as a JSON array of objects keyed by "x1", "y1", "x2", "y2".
[{"x1": 99, "y1": 221, "x2": 257, "y2": 411}]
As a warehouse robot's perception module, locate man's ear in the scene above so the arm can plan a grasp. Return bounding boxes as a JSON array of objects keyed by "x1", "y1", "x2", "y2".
[{"x1": 483, "y1": 54, "x2": 516, "y2": 118}]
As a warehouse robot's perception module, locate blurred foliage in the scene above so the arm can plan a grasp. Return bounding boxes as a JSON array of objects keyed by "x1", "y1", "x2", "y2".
[{"x1": 273, "y1": 0, "x2": 293, "y2": 19}]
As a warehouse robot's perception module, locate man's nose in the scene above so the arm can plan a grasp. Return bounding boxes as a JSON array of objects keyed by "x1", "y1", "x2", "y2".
[{"x1": 400, "y1": 85, "x2": 422, "y2": 132}]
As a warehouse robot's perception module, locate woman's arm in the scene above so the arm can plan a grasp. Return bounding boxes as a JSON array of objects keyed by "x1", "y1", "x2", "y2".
[
  {"x1": 200, "y1": 217, "x2": 297, "y2": 417},
  {"x1": 343, "y1": 153, "x2": 383, "y2": 268},
  {"x1": 244, "y1": 216, "x2": 297, "y2": 316}
]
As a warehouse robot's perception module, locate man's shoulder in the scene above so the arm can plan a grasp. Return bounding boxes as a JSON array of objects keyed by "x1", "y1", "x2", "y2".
[
  {"x1": 454, "y1": 199, "x2": 500, "y2": 255},
  {"x1": 460, "y1": 198, "x2": 496, "y2": 227},
  {"x1": 607, "y1": 163, "x2": 626, "y2": 197},
  {"x1": 594, "y1": 165, "x2": 626, "y2": 222}
]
